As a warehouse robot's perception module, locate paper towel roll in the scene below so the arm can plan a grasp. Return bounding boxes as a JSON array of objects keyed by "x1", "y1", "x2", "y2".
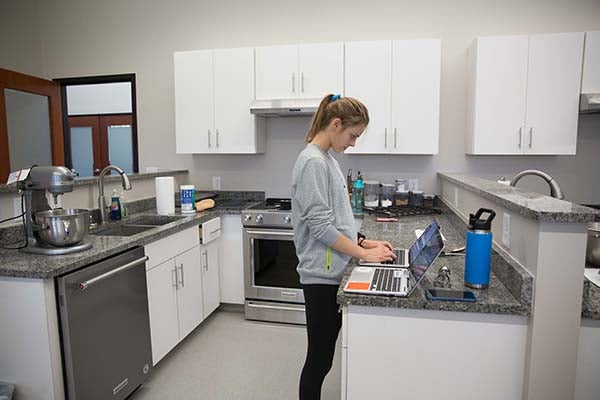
[{"x1": 155, "y1": 177, "x2": 175, "y2": 215}]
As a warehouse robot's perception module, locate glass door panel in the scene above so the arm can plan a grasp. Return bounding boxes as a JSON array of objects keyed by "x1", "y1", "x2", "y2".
[
  {"x1": 69, "y1": 127, "x2": 94, "y2": 177},
  {"x1": 253, "y1": 238, "x2": 301, "y2": 289},
  {"x1": 107, "y1": 124, "x2": 133, "y2": 173}
]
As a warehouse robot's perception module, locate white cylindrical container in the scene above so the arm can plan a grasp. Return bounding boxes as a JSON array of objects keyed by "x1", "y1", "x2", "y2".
[
  {"x1": 155, "y1": 177, "x2": 175, "y2": 215},
  {"x1": 180, "y1": 185, "x2": 196, "y2": 214},
  {"x1": 363, "y1": 180, "x2": 380, "y2": 207}
]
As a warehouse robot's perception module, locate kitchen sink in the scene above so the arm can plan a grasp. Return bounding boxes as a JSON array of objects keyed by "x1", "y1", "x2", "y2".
[
  {"x1": 123, "y1": 215, "x2": 186, "y2": 226},
  {"x1": 92, "y1": 224, "x2": 156, "y2": 237}
]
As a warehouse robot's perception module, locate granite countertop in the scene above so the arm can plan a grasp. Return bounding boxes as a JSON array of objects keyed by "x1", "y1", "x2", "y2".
[
  {"x1": 337, "y1": 213, "x2": 532, "y2": 316},
  {"x1": 0, "y1": 200, "x2": 259, "y2": 279},
  {"x1": 582, "y1": 277, "x2": 600, "y2": 320},
  {"x1": 438, "y1": 173, "x2": 600, "y2": 223}
]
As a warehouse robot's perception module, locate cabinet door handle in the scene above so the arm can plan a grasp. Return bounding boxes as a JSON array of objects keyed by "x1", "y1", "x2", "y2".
[
  {"x1": 301, "y1": 72, "x2": 304, "y2": 93},
  {"x1": 179, "y1": 264, "x2": 184, "y2": 287},
  {"x1": 204, "y1": 250, "x2": 209, "y2": 271},
  {"x1": 292, "y1": 73, "x2": 295, "y2": 93},
  {"x1": 528, "y1": 127, "x2": 533, "y2": 148},
  {"x1": 216, "y1": 129, "x2": 220, "y2": 148},
  {"x1": 172, "y1": 265, "x2": 178, "y2": 289},
  {"x1": 384, "y1": 128, "x2": 387, "y2": 148},
  {"x1": 208, "y1": 129, "x2": 211, "y2": 148},
  {"x1": 517, "y1": 127, "x2": 522, "y2": 148},
  {"x1": 394, "y1": 128, "x2": 397, "y2": 148}
]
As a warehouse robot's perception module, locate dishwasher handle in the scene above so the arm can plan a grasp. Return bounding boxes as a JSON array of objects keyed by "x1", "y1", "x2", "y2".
[{"x1": 79, "y1": 256, "x2": 149, "y2": 291}]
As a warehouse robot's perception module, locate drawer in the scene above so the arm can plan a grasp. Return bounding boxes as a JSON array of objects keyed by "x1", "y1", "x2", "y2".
[
  {"x1": 145, "y1": 226, "x2": 200, "y2": 270},
  {"x1": 200, "y1": 217, "x2": 221, "y2": 244}
]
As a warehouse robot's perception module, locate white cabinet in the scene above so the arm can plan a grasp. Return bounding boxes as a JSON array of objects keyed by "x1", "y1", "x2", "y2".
[
  {"x1": 344, "y1": 39, "x2": 440, "y2": 154},
  {"x1": 219, "y1": 214, "x2": 245, "y2": 304},
  {"x1": 199, "y1": 216, "x2": 221, "y2": 318},
  {"x1": 467, "y1": 32, "x2": 584, "y2": 155},
  {"x1": 255, "y1": 42, "x2": 344, "y2": 100},
  {"x1": 174, "y1": 48, "x2": 265, "y2": 154},
  {"x1": 145, "y1": 226, "x2": 205, "y2": 365},
  {"x1": 582, "y1": 31, "x2": 600, "y2": 93}
]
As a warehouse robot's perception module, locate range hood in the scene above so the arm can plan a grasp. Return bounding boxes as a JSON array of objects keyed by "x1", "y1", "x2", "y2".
[
  {"x1": 250, "y1": 98, "x2": 321, "y2": 117},
  {"x1": 580, "y1": 93, "x2": 600, "y2": 114}
]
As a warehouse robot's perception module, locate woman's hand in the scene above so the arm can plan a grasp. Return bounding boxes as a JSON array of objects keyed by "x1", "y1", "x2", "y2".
[
  {"x1": 361, "y1": 239, "x2": 394, "y2": 252},
  {"x1": 360, "y1": 243, "x2": 396, "y2": 263}
]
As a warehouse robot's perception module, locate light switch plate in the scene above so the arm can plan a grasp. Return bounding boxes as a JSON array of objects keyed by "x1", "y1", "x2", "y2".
[
  {"x1": 212, "y1": 176, "x2": 221, "y2": 190},
  {"x1": 502, "y1": 213, "x2": 511, "y2": 248},
  {"x1": 408, "y1": 179, "x2": 419, "y2": 191}
]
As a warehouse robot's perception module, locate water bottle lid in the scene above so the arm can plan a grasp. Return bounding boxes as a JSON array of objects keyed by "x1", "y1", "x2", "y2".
[
  {"x1": 468, "y1": 208, "x2": 496, "y2": 231},
  {"x1": 353, "y1": 178, "x2": 364, "y2": 189}
]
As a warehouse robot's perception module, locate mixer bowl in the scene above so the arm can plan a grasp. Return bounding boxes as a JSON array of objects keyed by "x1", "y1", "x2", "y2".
[{"x1": 34, "y1": 208, "x2": 90, "y2": 247}]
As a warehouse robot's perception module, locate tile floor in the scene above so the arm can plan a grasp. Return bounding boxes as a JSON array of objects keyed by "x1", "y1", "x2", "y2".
[{"x1": 130, "y1": 308, "x2": 342, "y2": 400}]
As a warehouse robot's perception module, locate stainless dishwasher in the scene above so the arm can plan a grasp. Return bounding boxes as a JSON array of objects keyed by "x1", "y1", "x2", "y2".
[{"x1": 56, "y1": 246, "x2": 152, "y2": 400}]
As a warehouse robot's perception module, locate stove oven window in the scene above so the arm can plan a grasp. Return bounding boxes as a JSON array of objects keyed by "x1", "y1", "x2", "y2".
[{"x1": 253, "y1": 239, "x2": 301, "y2": 289}]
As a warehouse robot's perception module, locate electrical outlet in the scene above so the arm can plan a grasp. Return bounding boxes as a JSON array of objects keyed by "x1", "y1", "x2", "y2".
[
  {"x1": 13, "y1": 196, "x2": 22, "y2": 216},
  {"x1": 453, "y1": 187, "x2": 459, "y2": 207},
  {"x1": 408, "y1": 179, "x2": 419, "y2": 191},
  {"x1": 212, "y1": 176, "x2": 221, "y2": 190},
  {"x1": 502, "y1": 213, "x2": 511, "y2": 248}
]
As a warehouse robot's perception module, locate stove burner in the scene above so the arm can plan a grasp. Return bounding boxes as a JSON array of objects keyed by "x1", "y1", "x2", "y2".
[
  {"x1": 363, "y1": 205, "x2": 442, "y2": 217},
  {"x1": 252, "y1": 198, "x2": 292, "y2": 211}
]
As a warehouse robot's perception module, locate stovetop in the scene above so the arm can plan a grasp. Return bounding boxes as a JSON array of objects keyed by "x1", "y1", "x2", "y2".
[{"x1": 248, "y1": 198, "x2": 291, "y2": 212}]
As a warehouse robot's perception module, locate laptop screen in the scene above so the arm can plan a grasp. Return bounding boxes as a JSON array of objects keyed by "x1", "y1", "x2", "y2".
[
  {"x1": 408, "y1": 221, "x2": 444, "y2": 284},
  {"x1": 408, "y1": 220, "x2": 440, "y2": 262}
]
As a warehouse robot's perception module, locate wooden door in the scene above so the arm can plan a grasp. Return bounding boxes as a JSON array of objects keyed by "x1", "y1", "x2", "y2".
[
  {"x1": 299, "y1": 42, "x2": 344, "y2": 98},
  {"x1": 0, "y1": 68, "x2": 64, "y2": 182},
  {"x1": 525, "y1": 32, "x2": 584, "y2": 155},
  {"x1": 344, "y1": 40, "x2": 392, "y2": 154}
]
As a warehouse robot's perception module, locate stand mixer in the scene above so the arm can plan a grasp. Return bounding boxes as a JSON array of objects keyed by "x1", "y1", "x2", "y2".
[{"x1": 17, "y1": 166, "x2": 93, "y2": 255}]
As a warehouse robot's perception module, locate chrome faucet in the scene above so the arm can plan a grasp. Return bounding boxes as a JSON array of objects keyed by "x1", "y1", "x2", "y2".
[
  {"x1": 509, "y1": 170, "x2": 565, "y2": 199},
  {"x1": 98, "y1": 165, "x2": 132, "y2": 223}
]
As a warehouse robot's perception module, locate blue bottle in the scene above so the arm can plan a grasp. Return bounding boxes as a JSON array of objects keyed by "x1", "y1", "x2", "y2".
[
  {"x1": 110, "y1": 189, "x2": 122, "y2": 220},
  {"x1": 352, "y1": 172, "x2": 364, "y2": 214},
  {"x1": 464, "y1": 208, "x2": 496, "y2": 289}
]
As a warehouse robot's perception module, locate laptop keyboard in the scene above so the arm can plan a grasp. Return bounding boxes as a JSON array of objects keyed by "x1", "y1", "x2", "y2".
[
  {"x1": 381, "y1": 249, "x2": 406, "y2": 265},
  {"x1": 371, "y1": 268, "x2": 409, "y2": 293}
]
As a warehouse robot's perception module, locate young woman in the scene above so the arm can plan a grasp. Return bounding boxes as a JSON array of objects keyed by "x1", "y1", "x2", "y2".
[{"x1": 291, "y1": 94, "x2": 395, "y2": 399}]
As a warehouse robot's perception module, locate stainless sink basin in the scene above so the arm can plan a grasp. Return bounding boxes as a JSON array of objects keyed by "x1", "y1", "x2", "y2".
[
  {"x1": 124, "y1": 215, "x2": 186, "y2": 226},
  {"x1": 92, "y1": 225, "x2": 156, "y2": 237}
]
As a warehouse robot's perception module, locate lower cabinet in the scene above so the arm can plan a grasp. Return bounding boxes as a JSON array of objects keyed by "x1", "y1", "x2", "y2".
[{"x1": 200, "y1": 239, "x2": 220, "y2": 318}]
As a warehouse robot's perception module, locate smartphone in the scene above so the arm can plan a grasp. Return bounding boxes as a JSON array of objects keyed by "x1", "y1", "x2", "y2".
[{"x1": 426, "y1": 288, "x2": 476, "y2": 302}]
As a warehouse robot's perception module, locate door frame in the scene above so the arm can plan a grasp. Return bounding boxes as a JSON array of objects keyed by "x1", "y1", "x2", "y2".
[
  {"x1": 0, "y1": 68, "x2": 65, "y2": 182},
  {"x1": 56, "y1": 74, "x2": 139, "y2": 174}
]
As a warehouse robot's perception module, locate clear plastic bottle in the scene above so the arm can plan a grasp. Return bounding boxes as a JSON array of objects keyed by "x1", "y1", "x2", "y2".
[
  {"x1": 119, "y1": 190, "x2": 128, "y2": 218},
  {"x1": 352, "y1": 172, "x2": 364, "y2": 214}
]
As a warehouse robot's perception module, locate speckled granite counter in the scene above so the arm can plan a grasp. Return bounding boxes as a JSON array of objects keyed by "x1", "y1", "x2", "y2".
[
  {"x1": 337, "y1": 213, "x2": 532, "y2": 316},
  {"x1": 0, "y1": 197, "x2": 261, "y2": 279},
  {"x1": 438, "y1": 173, "x2": 600, "y2": 223},
  {"x1": 582, "y1": 278, "x2": 600, "y2": 320}
]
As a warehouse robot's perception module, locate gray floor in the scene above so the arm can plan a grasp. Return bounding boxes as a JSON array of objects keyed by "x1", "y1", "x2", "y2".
[{"x1": 130, "y1": 308, "x2": 342, "y2": 400}]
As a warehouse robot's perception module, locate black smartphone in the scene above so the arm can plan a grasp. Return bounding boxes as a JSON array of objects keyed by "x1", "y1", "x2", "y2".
[{"x1": 426, "y1": 288, "x2": 477, "y2": 302}]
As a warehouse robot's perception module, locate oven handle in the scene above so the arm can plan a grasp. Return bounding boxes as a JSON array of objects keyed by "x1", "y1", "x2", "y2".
[
  {"x1": 246, "y1": 302, "x2": 304, "y2": 313},
  {"x1": 245, "y1": 229, "x2": 294, "y2": 237}
]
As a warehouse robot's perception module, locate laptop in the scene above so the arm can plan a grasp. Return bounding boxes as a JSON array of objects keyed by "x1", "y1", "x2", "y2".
[
  {"x1": 344, "y1": 221, "x2": 444, "y2": 297},
  {"x1": 359, "y1": 220, "x2": 440, "y2": 268}
]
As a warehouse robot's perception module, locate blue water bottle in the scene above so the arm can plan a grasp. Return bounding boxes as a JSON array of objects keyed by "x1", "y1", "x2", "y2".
[
  {"x1": 352, "y1": 172, "x2": 364, "y2": 215},
  {"x1": 464, "y1": 208, "x2": 496, "y2": 289}
]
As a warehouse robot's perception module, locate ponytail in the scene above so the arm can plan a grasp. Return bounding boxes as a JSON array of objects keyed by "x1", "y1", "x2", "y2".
[{"x1": 305, "y1": 94, "x2": 369, "y2": 143}]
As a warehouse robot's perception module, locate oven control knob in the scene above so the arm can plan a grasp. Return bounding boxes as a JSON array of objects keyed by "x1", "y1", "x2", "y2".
[
  {"x1": 284, "y1": 215, "x2": 291, "y2": 224},
  {"x1": 244, "y1": 214, "x2": 252, "y2": 222},
  {"x1": 256, "y1": 215, "x2": 263, "y2": 223}
]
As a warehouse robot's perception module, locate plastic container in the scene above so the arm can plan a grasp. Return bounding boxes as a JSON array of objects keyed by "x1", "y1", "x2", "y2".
[
  {"x1": 363, "y1": 180, "x2": 380, "y2": 207},
  {"x1": 0, "y1": 382, "x2": 15, "y2": 400},
  {"x1": 352, "y1": 176, "x2": 364, "y2": 214},
  {"x1": 119, "y1": 190, "x2": 128, "y2": 217},
  {"x1": 394, "y1": 190, "x2": 410, "y2": 206},
  {"x1": 180, "y1": 185, "x2": 196, "y2": 214},
  {"x1": 380, "y1": 184, "x2": 395, "y2": 208},
  {"x1": 423, "y1": 194, "x2": 435, "y2": 208},
  {"x1": 409, "y1": 190, "x2": 424, "y2": 207},
  {"x1": 395, "y1": 179, "x2": 407, "y2": 192},
  {"x1": 465, "y1": 208, "x2": 496, "y2": 289},
  {"x1": 110, "y1": 189, "x2": 122, "y2": 220}
]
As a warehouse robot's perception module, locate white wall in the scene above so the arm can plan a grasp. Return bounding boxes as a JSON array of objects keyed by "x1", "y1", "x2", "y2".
[{"x1": 2, "y1": 0, "x2": 600, "y2": 202}]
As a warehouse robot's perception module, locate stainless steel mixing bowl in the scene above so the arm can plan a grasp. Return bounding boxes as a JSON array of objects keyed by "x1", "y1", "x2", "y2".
[{"x1": 34, "y1": 208, "x2": 90, "y2": 247}]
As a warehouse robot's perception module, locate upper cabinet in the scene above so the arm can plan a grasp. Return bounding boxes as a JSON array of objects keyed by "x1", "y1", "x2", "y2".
[
  {"x1": 174, "y1": 48, "x2": 265, "y2": 154},
  {"x1": 344, "y1": 39, "x2": 441, "y2": 154},
  {"x1": 255, "y1": 43, "x2": 344, "y2": 100},
  {"x1": 582, "y1": 31, "x2": 600, "y2": 92},
  {"x1": 467, "y1": 32, "x2": 584, "y2": 155}
]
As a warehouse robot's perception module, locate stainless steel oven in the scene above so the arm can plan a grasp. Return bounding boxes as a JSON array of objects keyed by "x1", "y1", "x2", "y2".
[{"x1": 242, "y1": 198, "x2": 306, "y2": 324}]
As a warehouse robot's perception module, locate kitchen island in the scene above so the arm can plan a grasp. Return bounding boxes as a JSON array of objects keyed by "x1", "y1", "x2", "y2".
[{"x1": 337, "y1": 174, "x2": 600, "y2": 400}]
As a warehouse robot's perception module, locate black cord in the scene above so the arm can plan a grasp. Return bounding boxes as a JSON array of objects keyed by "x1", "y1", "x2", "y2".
[{"x1": 0, "y1": 213, "x2": 24, "y2": 224}]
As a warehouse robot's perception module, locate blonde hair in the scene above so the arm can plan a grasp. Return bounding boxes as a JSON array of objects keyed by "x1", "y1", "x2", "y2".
[{"x1": 305, "y1": 94, "x2": 369, "y2": 143}]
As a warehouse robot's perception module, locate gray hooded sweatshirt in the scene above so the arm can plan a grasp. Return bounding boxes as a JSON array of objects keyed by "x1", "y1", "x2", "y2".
[{"x1": 291, "y1": 144, "x2": 357, "y2": 285}]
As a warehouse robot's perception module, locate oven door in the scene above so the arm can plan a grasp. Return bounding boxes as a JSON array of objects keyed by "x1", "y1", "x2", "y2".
[{"x1": 243, "y1": 227, "x2": 304, "y2": 304}]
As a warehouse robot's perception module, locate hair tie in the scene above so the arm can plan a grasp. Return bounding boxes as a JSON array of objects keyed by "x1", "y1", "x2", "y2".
[{"x1": 331, "y1": 94, "x2": 341, "y2": 101}]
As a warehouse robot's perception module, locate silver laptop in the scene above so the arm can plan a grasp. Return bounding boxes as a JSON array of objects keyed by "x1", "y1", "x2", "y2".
[
  {"x1": 359, "y1": 220, "x2": 440, "y2": 268},
  {"x1": 344, "y1": 221, "x2": 444, "y2": 297}
]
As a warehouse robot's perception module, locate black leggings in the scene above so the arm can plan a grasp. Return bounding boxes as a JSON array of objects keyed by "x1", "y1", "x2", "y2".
[{"x1": 299, "y1": 284, "x2": 342, "y2": 400}]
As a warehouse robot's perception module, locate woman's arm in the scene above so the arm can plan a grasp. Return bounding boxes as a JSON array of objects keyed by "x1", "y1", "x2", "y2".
[{"x1": 330, "y1": 234, "x2": 396, "y2": 263}]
